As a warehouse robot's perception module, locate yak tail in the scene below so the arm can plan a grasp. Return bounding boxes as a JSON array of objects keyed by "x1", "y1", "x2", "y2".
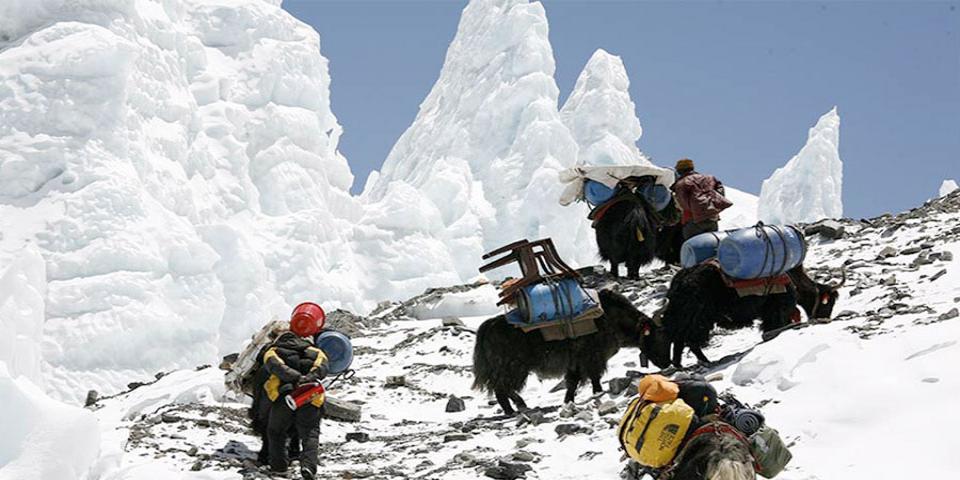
[
  {"x1": 471, "y1": 319, "x2": 495, "y2": 393},
  {"x1": 706, "y1": 459, "x2": 755, "y2": 480}
]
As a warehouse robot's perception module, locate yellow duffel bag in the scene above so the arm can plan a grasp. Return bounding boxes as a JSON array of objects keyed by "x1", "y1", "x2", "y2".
[{"x1": 617, "y1": 397, "x2": 695, "y2": 468}]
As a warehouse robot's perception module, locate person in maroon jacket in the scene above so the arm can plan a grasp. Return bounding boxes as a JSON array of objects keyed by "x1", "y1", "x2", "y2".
[{"x1": 671, "y1": 158, "x2": 733, "y2": 240}]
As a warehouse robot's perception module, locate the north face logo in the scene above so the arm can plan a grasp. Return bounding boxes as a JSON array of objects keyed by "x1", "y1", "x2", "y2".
[{"x1": 657, "y1": 423, "x2": 680, "y2": 449}]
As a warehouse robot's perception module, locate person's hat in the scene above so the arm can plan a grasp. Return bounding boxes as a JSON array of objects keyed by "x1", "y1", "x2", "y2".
[
  {"x1": 290, "y1": 302, "x2": 326, "y2": 337},
  {"x1": 675, "y1": 158, "x2": 695, "y2": 173}
]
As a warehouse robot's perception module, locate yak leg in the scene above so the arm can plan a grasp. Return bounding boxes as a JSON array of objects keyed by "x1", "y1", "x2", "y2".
[
  {"x1": 590, "y1": 374, "x2": 604, "y2": 395},
  {"x1": 563, "y1": 370, "x2": 583, "y2": 404},
  {"x1": 672, "y1": 341, "x2": 685, "y2": 368},
  {"x1": 610, "y1": 262, "x2": 620, "y2": 278},
  {"x1": 495, "y1": 390, "x2": 516, "y2": 416},
  {"x1": 509, "y1": 392, "x2": 528, "y2": 411},
  {"x1": 626, "y1": 259, "x2": 641, "y2": 280},
  {"x1": 689, "y1": 345, "x2": 711, "y2": 365}
]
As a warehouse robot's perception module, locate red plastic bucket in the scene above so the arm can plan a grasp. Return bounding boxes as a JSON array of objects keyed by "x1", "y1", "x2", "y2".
[
  {"x1": 285, "y1": 383, "x2": 325, "y2": 410},
  {"x1": 290, "y1": 302, "x2": 326, "y2": 337}
]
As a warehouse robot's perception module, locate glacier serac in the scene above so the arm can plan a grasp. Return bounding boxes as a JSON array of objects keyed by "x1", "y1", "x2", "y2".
[
  {"x1": 758, "y1": 107, "x2": 843, "y2": 225},
  {"x1": 560, "y1": 49, "x2": 650, "y2": 167},
  {"x1": 362, "y1": 0, "x2": 594, "y2": 275},
  {"x1": 940, "y1": 179, "x2": 958, "y2": 197}
]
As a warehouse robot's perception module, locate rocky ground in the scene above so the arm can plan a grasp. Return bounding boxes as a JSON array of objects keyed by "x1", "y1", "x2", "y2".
[{"x1": 90, "y1": 191, "x2": 960, "y2": 480}]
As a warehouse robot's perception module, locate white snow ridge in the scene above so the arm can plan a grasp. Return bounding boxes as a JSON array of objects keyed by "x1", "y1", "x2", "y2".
[{"x1": 758, "y1": 107, "x2": 843, "y2": 224}]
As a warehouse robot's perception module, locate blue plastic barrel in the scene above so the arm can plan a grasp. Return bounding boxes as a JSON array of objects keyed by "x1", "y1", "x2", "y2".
[
  {"x1": 516, "y1": 279, "x2": 593, "y2": 324},
  {"x1": 638, "y1": 183, "x2": 672, "y2": 211},
  {"x1": 680, "y1": 231, "x2": 728, "y2": 268},
  {"x1": 717, "y1": 225, "x2": 806, "y2": 279},
  {"x1": 584, "y1": 180, "x2": 615, "y2": 206},
  {"x1": 314, "y1": 330, "x2": 353, "y2": 374}
]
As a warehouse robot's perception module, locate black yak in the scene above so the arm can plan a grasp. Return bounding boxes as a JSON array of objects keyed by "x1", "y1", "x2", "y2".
[
  {"x1": 788, "y1": 265, "x2": 845, "y2": 320},
  {"x1": 658, "y1": 264, "x2": 798, "y2": 368},
  {"x1": 593, "y1": 188, "x2": 680, "y2": 278},
  {"x1": 666, "y1": 426, "x2": 757, "y2": 480},
  {"x1": 472, "y1": 288, "x2": 672, "y2": 415}
]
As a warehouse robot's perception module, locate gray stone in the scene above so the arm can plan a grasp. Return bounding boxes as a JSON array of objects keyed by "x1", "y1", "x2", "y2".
[
  {"x1": 454, "y1": 452, "x2": 479, "y2": 466},
  {"x1": 920, "y1": 242, "x2": 935, "y2": 249},
  {"x1": 345, "y1": 432, "x2": 370, "y2": 443},
  {"x1": 606, "y1": 377, "x2": 632, "y2": 396},
  {"x1": 187, "y1": 446, "x2": 199, "y2": 456},
  {"x1": 484, "y1": 460, "x2": 533, "y2": 480},
  {"x1": 805, "y1": 220, "x2": 846, "y2": 239},
  {"x1": 322, "y1": 397, "x2": 362, "y2": 422},
  {"x1": 445, "y1": 395, "x2": 466, "y2": 413},
  {"x1": 161, "y1": 413, "x2": 179, "y2": 423},
  {"x1": 597, "y1": 401, "x2": 620, "y2": 416},
  {"x1": 901, "y1": 246, "x2": 922, "y2": 255},
  {"x1": 442, "y1": 316, "x2": 464, "y2": 327},
  {"x1": 882, "y1": 275, "x2": 897, "y2": 286},
  {"x1": 517, "y1": 410, "x2": 548, "y2": 426},
  {"x1": 84, "y1": 390, "x2": 99, "y2": 407},
  {"x1": 942, "y1": 251, "x2": 954, "y2": 262},
  {"x1": 443, "y1": 433, "x2": 470, "y2": 443},
  {"x1": 384, "y1": 375, "x2": 406, "y2": 387},
  {"x1": 510, "y1": 451, "x2": 536, "y2": 463},
  {"x1": 876, "y1": 246, "x2": 898, "y2": 259},
  {"x1": 555, "y1": 423, "x2": 587, "y2": 436},
  {"x1": 559, "y1": 402, "x2": 577, "y2": 418},
  {"x1": 573, "y1": 410, "x2": 594, "y2": 422},
  {"x1": 930, "y1": 269, "x2": 948, "y2": 282},
  {"x1": 938, "y1": 308, "x2": 959, "y2": 321}
]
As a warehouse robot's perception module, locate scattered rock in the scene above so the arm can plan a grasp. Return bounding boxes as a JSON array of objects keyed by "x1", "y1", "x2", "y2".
[
  {"x1": 876, "y1": 246, "x2": 898, "y2": 259},
  {"x1": 454, "y1": 452, "x2": 479, "y2": 466},
  {"x1": 517, "y1": 410, "x2": 548, "y2": 426},
  {"x1": 442, "y1": 316, "x2": 465, "y2": 327},
  {"x1": 559, "y1": 402, "x2": 577, "y2": 418},
  {"x1": 573, "y1": 410, "x2": 594, "y2": 422},
  {"x1": 484, "y1": 460, "x2": 532, "y2": 480},
  {"x1": 219, "y1": 353, "x2": 238, "y2": 371},
  {"x1": 187, "y1": 446, "x2": 199, "y2": 456},
  {"x1": 942, "y1": 251, "x2": 954, "y2": 262},
  {"x1": 346, "y1": 432, "x2": 370, "y2": 443},
  {"x1": 930, "y1": 269, "x2": 948, "y2": 282},
  {"x1": 882, "y1": 275, "x2": 897, "y2": 286},
  {"x1": 322, "y1": 397, "x2": 362, "y2": 422},
  {"x1": 84, "y1": 390, "x2": 99, "y2": 407},
  {"x1": 606, "y1": 377, "x2": 632, "y2": 396},
  {"x1": 938, "y1": 308, "x2": 959, "y2": 321},
  {"x1": 161, "y1": 413, "x2": 179, "y2": 423},
  {"x1": 190, "y1": 461, "x2": 203, "y2": 471},
  {"x1": 443, "y1": 433, "x2": 470, "y2": 443},
  {"x1": 901, "y1": 246, "x2": 922, "y2": 255},
  {"x1": 510, "y1": 451, "x2": 536, "y2": 463},
  {"x1": 597, "y1": 401, "x2": 619, "y2": 416},
  {"x1": 805, "y1": 220, "x2": 845, "y2": 239},
  {"x1": 384, "y1": 375, "x2": 406, "y2": 388},
  {"x1": 555, "y1": 423, "x2": 589, "y2": 436},
  {"x1": 127, "y1": 381, "x2": 146, "y2": 391},
  {"x1": 445, "y1": 395, "x2": 466, "y2": 413},
  {"x1": 922, "y1": 377, "x2": 940, "y2": 383}
]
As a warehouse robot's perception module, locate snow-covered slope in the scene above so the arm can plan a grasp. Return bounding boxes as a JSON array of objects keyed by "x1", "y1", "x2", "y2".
[
  {"x1": 560, "y1": 49, "x2": 649, "y2": 167},
  {"x1": 85, "y1": 191, "x2": 960, "y2": 480},
  {"x1": 0, "y1": 0, "x2": 364, "y2": 402},
  {"x1": 940, "y1": 179, "x2": 958, "y2": 198},
  {"x1": 758, "y1": 108, "x2": 843, "y2": 224}
]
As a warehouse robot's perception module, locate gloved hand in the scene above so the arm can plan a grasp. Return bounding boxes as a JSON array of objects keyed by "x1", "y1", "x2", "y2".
[{"x1": 301, "y1": 365, "x2": 329, "y2": 385}]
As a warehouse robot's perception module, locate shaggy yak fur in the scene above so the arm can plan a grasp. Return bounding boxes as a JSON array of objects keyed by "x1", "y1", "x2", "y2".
[
  {"x1": 668, "y1": 429, "x2": 757, "y2": 480},
  {"x1": 472, "y1": 289, "x2": 672, "y2": 415},
  {"x1": 594, "y1": 189, "x2": 680, "y2": 278},
  {"x1": 658, "y1": 264, "x2": 798, "y2": 368},
  {"x1": 787, "y1": 265, "x2": 845, "y2": 320}
]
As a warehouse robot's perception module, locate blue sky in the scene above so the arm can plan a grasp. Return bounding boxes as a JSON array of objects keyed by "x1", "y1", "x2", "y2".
[{"x1": 283, "y1": 0, "x2": 960, "y2": 219}]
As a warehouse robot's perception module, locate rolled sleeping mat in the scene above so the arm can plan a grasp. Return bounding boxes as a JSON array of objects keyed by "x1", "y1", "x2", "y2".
[
  {"x1": 680, "y1": 231, "x2": 728, "y2": 268},
  {"x1": 727, "y1": 408, "x2": 765, "y2": 437},
  {"x1": 516, "y1": 278, "x2": 593, "y2": 324},
  {"x1": 717, "y1": 225, "x2": 806, "y2": 279},
  {"x1": 314, "y1": 330, "x2": 354, "y2": 374},
  {"x1": 638, "y1": 183, "x2": 673, "y2": 211},
  {"x1": 584, "y1": 180, "x2": 615, "y2": 206}
]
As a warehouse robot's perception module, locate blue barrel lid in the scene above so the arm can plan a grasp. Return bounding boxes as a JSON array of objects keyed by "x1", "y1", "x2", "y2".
[
  {"x1": 314, "y1": 330, "x2": 354, "y2": 374},
  {"x1": 584, "y1": 180, "x2": 615, "y2": 206}
]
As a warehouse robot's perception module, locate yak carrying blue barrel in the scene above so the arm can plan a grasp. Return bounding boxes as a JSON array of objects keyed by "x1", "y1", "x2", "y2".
[
  {"x1": 680, "y1": 231, "x2": 729, "y2": 268},
  {"x1": 717, "y1": 225, "x2": 806, "y2": 279},
  {"x1": 638, "y1": 183, "x2": 672, "y2": 211},
  {"x1": 314, "y1": 330, "x2": 353, "y2": 374},
  {"x1": 584, "y1": 180, "x2": 615, "y2": 206},
  {"x1": 512, "y1": 278, "x2": 595, "y2": 325}
]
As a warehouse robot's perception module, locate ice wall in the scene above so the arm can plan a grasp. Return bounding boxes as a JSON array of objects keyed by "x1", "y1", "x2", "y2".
[
  {"x1": 758, "y1": 107, "x2": 843, "y2": 224},
  {"x1": 940, "y1": 179, "x2": 958, "y2": 198}
]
